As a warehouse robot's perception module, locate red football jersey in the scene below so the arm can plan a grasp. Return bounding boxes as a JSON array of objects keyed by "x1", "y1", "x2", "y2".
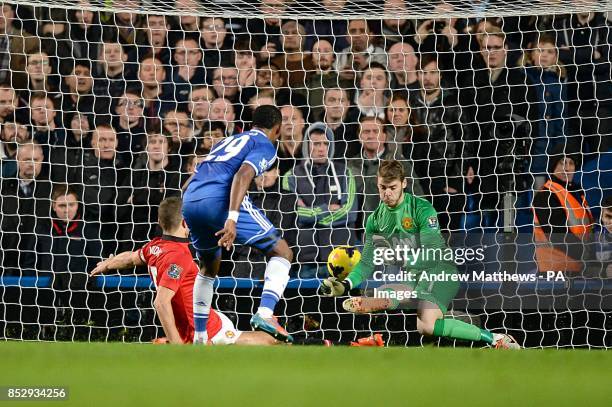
[{"x1": 139, "y1": 235, "x2": 221, "y2": 343}]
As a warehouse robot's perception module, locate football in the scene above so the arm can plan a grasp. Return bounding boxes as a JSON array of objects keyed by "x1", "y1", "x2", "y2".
[{"x1": 327, "y1": 246, "x2": 361, "y2": 280}]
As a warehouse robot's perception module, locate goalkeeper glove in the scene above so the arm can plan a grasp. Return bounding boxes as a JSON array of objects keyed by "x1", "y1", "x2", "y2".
[
  {"x1": 318, "y1": 277, "x2": 351, "y2": 297},
  {"x1": 372, "y1": 235, "x2": 405, "y2": 267}
]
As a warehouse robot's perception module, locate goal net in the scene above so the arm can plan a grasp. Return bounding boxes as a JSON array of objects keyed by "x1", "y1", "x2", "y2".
[{"x1": 0, "y1": 0, "x2": 610, "y2": 348}]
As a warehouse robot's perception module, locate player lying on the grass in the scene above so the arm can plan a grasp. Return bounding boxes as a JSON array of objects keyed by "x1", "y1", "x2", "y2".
[
  {"x1": 319, "y1": 160, "x2": 520, "y2": 349},
  {"x1": 90, "y1": 197, "x2": 383, "y2": 347},
  {"x1": 90, "y1": 197, "x2": 277, "y2": 345},
  {"x1": 182, "y1": 105, "x2": 294, "y2": 343}
]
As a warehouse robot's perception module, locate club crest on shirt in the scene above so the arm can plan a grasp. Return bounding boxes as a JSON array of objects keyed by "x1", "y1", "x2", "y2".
[
  {"x1": 258, "y1": 158, "x2": 269, "y2": 173},
  {"x1": 427, "y1": 216, "x2": 439, "y2": 229},
  {"x1": 167, "y1": 264, "x2": 182, "y2": 279},
  {"x1": 225, "y1": 330, "x2": 235, "y2": 338},
  {"x1": 402, "y1": 217, "x2": 413, "y2": 230}
]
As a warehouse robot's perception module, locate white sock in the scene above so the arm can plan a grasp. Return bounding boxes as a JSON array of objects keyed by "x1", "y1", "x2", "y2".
[
  {"x1": 193, "y1": 273, "x2": 214, "y2": 343},
  {"x1": 257, "y1": 256, "x2": 291, "y2": 318}
]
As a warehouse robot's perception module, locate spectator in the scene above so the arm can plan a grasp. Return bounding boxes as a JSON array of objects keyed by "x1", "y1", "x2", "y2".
[
  {"x1": 524, "y1": 34, "x2": 569, "y2": 187},
  {"x1": 170, "y1": 37, "x2": 206, "y2": 107},
  {"x1": 117, "y1": 132, "x2": 181, "y2": 251},
  {"x1": 557, "y1": 12, "x2": 612, "y2": 156},
  {"x1": 64, "y1": 112, "x2": 91, "y2": 165},
  {"x1": 113, "y1": 88, "x2": 146, "y2": 166},
  {"x1": 138, "y1": 56, "x2": 171, "y2": 126},
  {"x1": 163, "y1": 109, "x2": 196, "y2": 166},
  {"x1": 380, "y1": 0, "x2": 417, "y2": 47},
  {"x1": 336, "y1": 19, "x2": 388, "y2": 83},
  {"x1": 462, "y1": 27, "x2": 536, "y2": 227},
  {"x1": 0, "y1": 3, "x2": 38, "y2": 89},
  {"x1": 93, "y1": 41, "x2": 133, "y2": 106},
  {"x1": 29, "y1": 92, "x2": 66, "y2": 150},
  {"x1": 414, "y1": 2, "x2": 465, "y2": 54},
  {"x1": 38, "y1": 3, "x2": 102, "y2": 77},
  {"x1": 303, "y1": 39, "x2": 351, "y2": 122},
  {"x1": 200, "y1": 17, "x2": 232, "y2": 70},
  {"x1": 189, "y1": 85, "x2": 216, "y2": 136},
  {"x1": 104, "y1": 2, "x2": 143, "y2": 61},
  {"x1": 272, "y1": 20, "x2": 314, "y2": 89},
  {"x1": 139, "y1": 14, "x2": 172, "y2": 67},
  {"x1": 0, "y1": 84, "x2": 17, "y2": 123},
  {"x1": 0, "y1": 142, "x2": 52, "y2": 275},
  {"x1": 233, "y1": 40, "x2": 259, "y2": 111},
  {"x1": 385, "y1": 91, "x2": 414, "y2": 146},
  {"x1": 38, "y1": 4, "x2": 101, "y2": 77},
  {"x1": 349, "y1": 116, "x2": 422, "y2": 219},
  {"x1": 22, "y1": 52, "x2": 59, "y2": 102},
  {"x1": 58, "y1": 60, "x2": 97, "y2": 118},
  {"x1": 409, "y1": 55, "x2": 465, "y2": 230},
  {"x1": 256, "y1": 60, "x2": 285, "y2": 91},
  {"x1": 209, "y1": 97, "x2": 241, "y2": 136},
  {"x1": 211, "y1": 66, "x2": 240, "y2": 103},
  {"x1": 533, "y1": 145, "x2": 594, "y2": 275},
  {"x1": 0, "y1": 121, "x2": 29, "y2": 178},
  {"x1": 346, "y1": 62, "x2": 389, "y2": 123},
  {"x1": 281, "y1": 123, "x2": 358, "y2": 276},
  {"x1": 234, "y1": 39, "x2": 258, "y2": 88},
  {"x1": 387, "y1": 42, "x2": 419, "y2": 91},
  {"x1": 197, "y1": 120, "x2": 226, "y2": 155},
  {"x1": 277, "y1": 104, "x2": 305, "y2": 175},
  {"x1": 322, "y1": 87, "x2": 359, "y2": 158},
  {"x1": 68, "y1": 124, "x2": 129, "y2": 256},
  {"x1": 36, "y1": 184, "x2": 102, "y2": 325}
]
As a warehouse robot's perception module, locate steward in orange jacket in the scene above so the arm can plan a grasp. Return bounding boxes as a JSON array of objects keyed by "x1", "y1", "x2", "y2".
[{"x1": 532, "y1": 149, "x2": 594, "y2": 273}]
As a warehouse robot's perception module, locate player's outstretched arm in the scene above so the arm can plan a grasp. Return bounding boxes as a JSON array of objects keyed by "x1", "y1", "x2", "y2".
[
  {"x1": 89, "y1": 251, "x2": 145, "y2": 276},
  {"x1": 154, "y1": 286, "x2": 183, "y2": 344},
  {"x1": 216, "y1": 163, "x2": 256, "y2": 250}
]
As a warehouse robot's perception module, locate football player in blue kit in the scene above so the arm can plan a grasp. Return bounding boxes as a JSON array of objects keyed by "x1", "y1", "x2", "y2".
[{"x1": 183, "y1": 105, "x2": 294, "y2": 343}]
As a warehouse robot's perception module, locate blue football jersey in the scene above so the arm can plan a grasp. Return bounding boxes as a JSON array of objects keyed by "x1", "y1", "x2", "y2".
[{"x1": 184, "y1": 129, "x2": 277, "y2": 201}]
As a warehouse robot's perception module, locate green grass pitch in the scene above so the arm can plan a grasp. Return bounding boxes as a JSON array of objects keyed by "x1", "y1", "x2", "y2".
[{"x1": 0, "y1": 342, "x2": 609, "y2": 406}]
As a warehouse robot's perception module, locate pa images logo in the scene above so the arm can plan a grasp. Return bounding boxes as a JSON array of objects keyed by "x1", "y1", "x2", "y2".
[{"x1": 167, "y1": 264, "x2": 182, "y2": 279}]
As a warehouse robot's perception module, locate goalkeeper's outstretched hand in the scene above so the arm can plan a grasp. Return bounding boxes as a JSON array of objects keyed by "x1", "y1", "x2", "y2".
[
  {"x1": 372, "y1": 234, "x2": 404, "y2": 267},
  {"x1": 318, "y1": 277, "x2": 350, "y2": 297}
]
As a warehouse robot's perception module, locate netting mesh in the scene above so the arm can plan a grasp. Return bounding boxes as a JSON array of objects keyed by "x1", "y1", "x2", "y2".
[
  {"x1": 4, "y1": 0, "x2": 609, "y2": 19},
  {"x1": 0, "y1": 0, "x2": 610, "y2": 347}
]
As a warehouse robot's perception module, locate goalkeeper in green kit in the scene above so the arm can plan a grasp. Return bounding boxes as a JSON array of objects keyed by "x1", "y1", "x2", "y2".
[{"x1": 319, "y1": 160, "x2": 520, "y2": 349}]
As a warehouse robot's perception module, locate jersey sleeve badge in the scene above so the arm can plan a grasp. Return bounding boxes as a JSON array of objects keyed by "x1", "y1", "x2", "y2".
[
  {"x1": 427, "y1": 216, "x2": 439, "y2": 229},
  {"x1": 258, "y1": 157, "x2": 269, "y2": 173},
  {"x1": 167, "y1": 264, "x2": 183, "y2": 279}
]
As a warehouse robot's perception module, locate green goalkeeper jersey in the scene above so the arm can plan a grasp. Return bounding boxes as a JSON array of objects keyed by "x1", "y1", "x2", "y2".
[{"x1": 346, "y1": 192, "x2": 457, "y2": 289}]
